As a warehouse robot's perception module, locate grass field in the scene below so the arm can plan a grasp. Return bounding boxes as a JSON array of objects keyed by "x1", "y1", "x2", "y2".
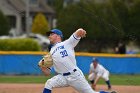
[{"x1": 0, "y1": 74, "x2": 140, "y2": 86}]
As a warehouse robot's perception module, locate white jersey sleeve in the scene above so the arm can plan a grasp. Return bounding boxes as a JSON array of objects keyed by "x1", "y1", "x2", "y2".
[{"x1": 65, "y1": 33, "x2": 81, "y2": 48}]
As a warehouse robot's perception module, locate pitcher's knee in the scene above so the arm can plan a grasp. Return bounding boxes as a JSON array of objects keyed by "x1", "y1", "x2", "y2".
[{"x1": 44, "y1": 79, "x2": 53, "y2": 90}]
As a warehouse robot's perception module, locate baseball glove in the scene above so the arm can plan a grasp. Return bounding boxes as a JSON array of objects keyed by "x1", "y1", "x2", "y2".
[{"x1": 38, "y1": 53, "x2": 53, "y2": 68}]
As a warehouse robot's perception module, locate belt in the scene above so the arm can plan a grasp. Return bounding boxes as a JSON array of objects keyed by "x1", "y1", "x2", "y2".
[{"x1": 63, "y1": 69, "x2": 77, "y2": 76}]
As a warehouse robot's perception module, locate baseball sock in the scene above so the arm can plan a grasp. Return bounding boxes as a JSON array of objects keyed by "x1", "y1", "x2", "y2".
[
  {"x1": 105, "y1": 80, "x2": 111, "y2": 89},
  {"x1": 43, "y1": 88, "x2": 51, "y2": 93},
  {"x1": 100, "y1": 91, "x2": 109, "y2": 93}
]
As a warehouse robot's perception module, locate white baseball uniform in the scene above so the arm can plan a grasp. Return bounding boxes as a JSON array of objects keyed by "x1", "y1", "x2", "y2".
[
  {"x1": 88, "y1": 63, "x2": 109, "y2": 81},
  {"x1": 44, "y1": 33, "x2": 99, "y2": 93}
]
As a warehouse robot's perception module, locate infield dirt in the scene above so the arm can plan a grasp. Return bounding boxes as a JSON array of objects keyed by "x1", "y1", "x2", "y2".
[{"x1": 0, "y1": 83, "x2": 139, "y2": 93}]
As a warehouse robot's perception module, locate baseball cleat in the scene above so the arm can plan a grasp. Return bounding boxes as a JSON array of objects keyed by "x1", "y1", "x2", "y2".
[{"x1": 110, "y1": 91, "x2": 117, "y2": 93}]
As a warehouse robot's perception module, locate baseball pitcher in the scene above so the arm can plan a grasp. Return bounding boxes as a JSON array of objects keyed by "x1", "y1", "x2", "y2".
[{"x1": 38, "y1": 28, "x2": 117, "y2": 93}]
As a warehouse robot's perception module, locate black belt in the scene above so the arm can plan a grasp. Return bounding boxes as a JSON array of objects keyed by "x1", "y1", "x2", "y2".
[{"x1": 63, "y1": 69, "x2": 77, "y2": 76}]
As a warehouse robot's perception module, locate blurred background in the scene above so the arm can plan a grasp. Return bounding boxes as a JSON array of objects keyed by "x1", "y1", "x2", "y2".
[
  {"x1": 0, "y1": 0, "x2": 140, "y2": 53},
  {"x1": 0, "y1": 0, "x2": 140, "y2": 89}
]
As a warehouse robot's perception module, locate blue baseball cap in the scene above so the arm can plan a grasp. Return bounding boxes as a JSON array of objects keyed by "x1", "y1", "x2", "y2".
[
  {"x1": 46, "y1": 29, "x2": 63, "y2": 38},
  {"x1": 92, "y1": 57, "x2": 99, "y2": 62}
]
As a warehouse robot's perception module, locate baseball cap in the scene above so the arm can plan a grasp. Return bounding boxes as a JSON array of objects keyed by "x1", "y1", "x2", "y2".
[
  {"x1": 92, "y1": 57, "x2": 99, "y2": 62},
  {"x1": 46, "y1": 29, "x2": 63, "y2": 38}
]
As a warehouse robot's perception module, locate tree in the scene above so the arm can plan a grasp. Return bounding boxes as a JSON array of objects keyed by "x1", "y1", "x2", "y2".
[
  {"x1": 0, "y1": 10, "x2": 10, "y2": 36},
  {"x1": 31, "y1": 13, "x2": 50, "y2": 35},
  {"x1": 53, "y1": 0, "x2": 64, "y2": 17},
  {"x1": 128, "y1": 0, "x2": 140, "y2": 44},
  {"x1": 57, "y1": 1, "x2": 124, "y2": 52},
  {"x1": 110, "y1": 0, "x2": 129, "y2": 40}
]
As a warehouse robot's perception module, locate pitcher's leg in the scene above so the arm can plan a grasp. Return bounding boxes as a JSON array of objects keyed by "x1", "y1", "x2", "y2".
[
  {"x1": 68, "y1": 70, "x2": 112, "y2": 93},
  {"x1": 69, "y1": 71, "x2": 98, "y2": 93},
  {"x1": 43, "y1": 74, "x2": 68, "y2": 93}
]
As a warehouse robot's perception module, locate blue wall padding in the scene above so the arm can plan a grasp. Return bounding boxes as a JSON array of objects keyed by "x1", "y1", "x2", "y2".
[
  {"x1": 76, "y1": 56, "x2": 140, "y2": 74},
  {"x1": 0, "y1": 55, "x2": 42, "y2": 74},
  {"x1": 0, "y1": 54, "x2": 140, "y2": 75}
]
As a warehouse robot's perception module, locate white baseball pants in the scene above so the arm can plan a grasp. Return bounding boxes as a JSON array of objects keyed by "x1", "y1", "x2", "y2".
[{"x1": 44, "y1": 69, "x2": 99, "y2": 93}]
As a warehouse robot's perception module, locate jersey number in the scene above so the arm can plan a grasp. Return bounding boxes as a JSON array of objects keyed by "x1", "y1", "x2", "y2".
[{"x1": 60, "y1": 50, "x2": 68, "y2": 58}]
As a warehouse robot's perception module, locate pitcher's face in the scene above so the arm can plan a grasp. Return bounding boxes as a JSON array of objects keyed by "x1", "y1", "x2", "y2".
[{"x1": 48, "y1": 33, "x2": 60, "y2": 44}]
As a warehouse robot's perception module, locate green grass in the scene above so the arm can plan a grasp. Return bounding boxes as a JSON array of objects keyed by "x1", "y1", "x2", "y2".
[
  {"x1": 109, "y1": 75, "x2": 140, "y2": 85},
  {"x1": 0, "y1": 74, "x2": 140, "y2": 86},
  {"x1": 85, "y1": 74, "x2": 140, "y2": 86}
]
